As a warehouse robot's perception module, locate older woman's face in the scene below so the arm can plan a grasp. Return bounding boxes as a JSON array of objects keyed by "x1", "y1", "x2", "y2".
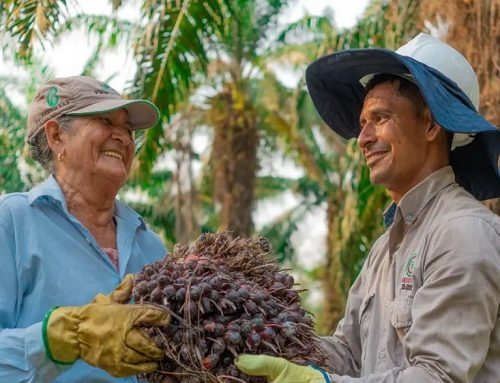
[{"x1": 60, "y1": 109, "x2": 135, "y2": 187}]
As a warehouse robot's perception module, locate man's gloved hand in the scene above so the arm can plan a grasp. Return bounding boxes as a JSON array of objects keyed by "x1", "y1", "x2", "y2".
[
  {"x1": 42, "y1": 301, "x2": 170, "y2": 377},
  {"x1": 92, "y1": 274, "x2": 135, "y2": 304},
  {"x1": 235, "y1": 354, "x2": 330, "y2": 383}
]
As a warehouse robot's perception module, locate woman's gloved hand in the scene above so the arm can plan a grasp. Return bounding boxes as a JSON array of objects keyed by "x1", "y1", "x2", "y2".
[
  {"x1": 42, "y1": 299, "x2": 170, "y2": 377},
  {"x1": 235, "y1": 354, "x2": 331, "y2": 383},
  {"x1": 92, "y1": 274, "x2": 135, "y2": 304}
]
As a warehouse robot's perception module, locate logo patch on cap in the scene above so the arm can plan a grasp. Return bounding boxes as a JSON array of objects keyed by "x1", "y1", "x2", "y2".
[
  {"x1": 100, "y1": 83, "x2": 113, "y2": 91},
  {"x1": 46, "y1": 86, "x2": 60, "y2": 107},
  {"x1": 95, "y1": 83, "x2": 118, "y2": 96}
]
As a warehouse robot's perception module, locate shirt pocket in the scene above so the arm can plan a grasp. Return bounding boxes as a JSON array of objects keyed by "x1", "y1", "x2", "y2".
[
  {"x1": 390, "y1": 296, "x2": 413, "y2": 339},
  {"x1": 359, "y1": 293, "x2": 375, "y2": 344}
]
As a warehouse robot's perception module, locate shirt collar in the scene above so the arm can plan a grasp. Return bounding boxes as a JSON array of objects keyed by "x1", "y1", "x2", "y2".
[
  {"x1": 28, "y1": 175, "x2": 68, "y2": 210},
  {"x1": 397, "y1": 165, "x2": 456, "y2": 226},
  {"x1": 114, "y1": 200, "x2": 147, "y2": 230},
  {"x1": 383, "y1": 202, "x2": 397, "y2": 228},
  {"x1": 28, "y1": 175, "x2": 146, "y2": 230}
]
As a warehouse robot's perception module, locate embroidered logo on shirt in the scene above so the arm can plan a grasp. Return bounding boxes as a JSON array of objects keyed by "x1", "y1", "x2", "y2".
[{"x1": 400, "y1": 253, "x2": 417, "y2": 292}]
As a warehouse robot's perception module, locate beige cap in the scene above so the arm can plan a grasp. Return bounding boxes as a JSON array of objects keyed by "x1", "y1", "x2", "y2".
[{"x1": 27, "y1": 76, "x2": 160, "y2": 143}]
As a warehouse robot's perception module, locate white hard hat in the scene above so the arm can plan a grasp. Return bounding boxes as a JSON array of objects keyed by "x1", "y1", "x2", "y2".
[
  {"x1": 396, "y1": 33, "x2": 480, "y2": 109},
  {"x1": 396, "y1": 33, "x2": 480, "y2": 149}
]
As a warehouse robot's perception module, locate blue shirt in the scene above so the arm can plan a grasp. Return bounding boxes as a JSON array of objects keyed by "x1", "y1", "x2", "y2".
[{"x1": 0, "y1": 176, "x2": 167, "y2": 382}]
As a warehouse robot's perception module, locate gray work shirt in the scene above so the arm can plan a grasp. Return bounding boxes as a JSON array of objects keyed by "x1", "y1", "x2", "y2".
[{"x1": 322, "y1": 166, "x2": 500, "y2": 382}]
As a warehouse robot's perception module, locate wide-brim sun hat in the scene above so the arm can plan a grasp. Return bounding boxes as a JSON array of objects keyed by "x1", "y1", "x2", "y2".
[
  {"x1": 27, "y1": 76, "x2": 160, "y2": 143},
  {"x1": 305, "y1": 33, "x2": 500, "y2": 200}
]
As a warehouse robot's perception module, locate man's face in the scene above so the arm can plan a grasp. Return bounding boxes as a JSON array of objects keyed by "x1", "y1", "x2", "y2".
[{"x1": 358, "y1": 81, "x2": 432, "y2": 199}]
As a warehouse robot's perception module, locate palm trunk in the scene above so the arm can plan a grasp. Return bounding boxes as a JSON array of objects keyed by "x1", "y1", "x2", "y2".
[
  {"x1": 210, "y1": 85, "x2": 258, "y2": 237},
  {"x1": 172, "y1": 114, "x2": 200, "y2": 244},
  {"x1": 317, "y1": 191, "x2": 346, "y2": 335}
]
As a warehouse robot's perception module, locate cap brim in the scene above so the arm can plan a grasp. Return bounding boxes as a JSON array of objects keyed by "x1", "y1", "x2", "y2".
[
  {"x1": 65, "y1": 99, "x2": 160, "y2": 130},
  {"x1": 305, "y1": 48, "x2": 500, "y2": 199}
]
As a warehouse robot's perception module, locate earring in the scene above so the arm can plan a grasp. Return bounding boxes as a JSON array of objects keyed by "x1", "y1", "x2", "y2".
[{"x1": 57, "y1": 152, "x2": 65, "y2": 162}]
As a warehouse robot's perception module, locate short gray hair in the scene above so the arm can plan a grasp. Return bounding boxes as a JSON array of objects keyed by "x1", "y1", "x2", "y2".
[{"x1": 28, "y1": 117, "x2": 74, "y2": 174}]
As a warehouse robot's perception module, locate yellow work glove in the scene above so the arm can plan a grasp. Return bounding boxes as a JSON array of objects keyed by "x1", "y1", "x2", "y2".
[
  {"x1": 92, "y1": 274, "x2": 135, "y2": 304},
  {"x1": 235, "y1": 354, "x2": 331, "y2": 383},
  {"x1": 42, "y1": 302, "x2": 170, "y2": 377}
]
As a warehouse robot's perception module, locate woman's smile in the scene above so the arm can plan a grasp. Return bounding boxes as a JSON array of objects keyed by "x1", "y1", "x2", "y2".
[{"x1": 102, "y1": 150, "x2": 123, "y2": 161}]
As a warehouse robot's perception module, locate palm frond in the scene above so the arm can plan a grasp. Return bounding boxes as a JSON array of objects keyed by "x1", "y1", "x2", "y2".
[
  {"x1": 130, "y1": 0, "x2": 232, "y2": 176},
  {"x1": 1, "y1": 0, "x2": 75, "y2": 60}
]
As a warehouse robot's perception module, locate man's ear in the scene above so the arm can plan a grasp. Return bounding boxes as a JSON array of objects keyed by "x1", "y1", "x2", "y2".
[
  {"x1": 423, "y1": 108, "x2": 443, "y2": 142},
  {"x1": 43, "y1": 120, "x2": 64, "y2": 153}
]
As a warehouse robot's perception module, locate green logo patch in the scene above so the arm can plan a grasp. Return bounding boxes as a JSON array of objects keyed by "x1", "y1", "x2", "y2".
[
  {"x1": 46, "y1": 86, "x2": 60, "y2": 107},
  {"x1": 405, "y1": 253, "x2": 417, "y2": 277}
]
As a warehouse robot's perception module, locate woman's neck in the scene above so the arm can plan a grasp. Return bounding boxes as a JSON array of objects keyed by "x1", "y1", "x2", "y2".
[{"x1": 57, "y1": 176, "x2": 118, "y2": 249}]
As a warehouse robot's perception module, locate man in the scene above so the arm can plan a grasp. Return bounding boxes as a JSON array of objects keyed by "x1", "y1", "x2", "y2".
[{"x1": 235, "y1": 34, "x2": 500, "y2": 382}]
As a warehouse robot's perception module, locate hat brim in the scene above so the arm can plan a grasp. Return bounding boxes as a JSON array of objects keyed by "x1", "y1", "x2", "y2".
[
  {"x1": 305, "y1": 48, "x2": 500, "y2": 199},
  {"x1": 65, "y1": 99, "x2": 160, "y2": 130}
]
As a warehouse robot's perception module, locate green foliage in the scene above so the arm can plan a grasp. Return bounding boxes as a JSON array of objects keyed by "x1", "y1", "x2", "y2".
[
  {"x1": 254, "y1": 176, "x2": 296, "y2": 200},
  {"x1": 0, "y1": 88, "x2": 26, "y2": 193},
  {"x1": 0, "y1": 0, "x2": 74, "y2": 60},
  {"x1": 130, "y1": 0, "x2": 234, "y2": 177},
  {"x1": 0, "y1": 63, "x2": 52, "y2": 193},
  {"x1": 270, "y1": 1, "x2": 398, "y2": 331},
  {"x1": 259, "y1": 202, "x2": 308, "y2": 263}
]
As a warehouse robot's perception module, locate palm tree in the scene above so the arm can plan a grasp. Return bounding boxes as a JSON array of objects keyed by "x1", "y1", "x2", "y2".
[
  {"x1": 0, "y1": 0, "x2": 76, "y2": 59},
  {"x1": 0, "y1": 0, "x2": 236, "y2": 238},
  {"x1": 271, "y1": 0, "x2": 423, "y2": 333},
  {"x1": 198, "y1": 0, "x2": 290, "y2": 237},
  {"x1": 77, "y1": 0, "x2": 290, "y2": 238}
]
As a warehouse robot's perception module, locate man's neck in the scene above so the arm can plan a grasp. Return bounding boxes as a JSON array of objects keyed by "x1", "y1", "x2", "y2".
[{"x1": 389, "y1": 163, "x2": 449, "y2": 204}]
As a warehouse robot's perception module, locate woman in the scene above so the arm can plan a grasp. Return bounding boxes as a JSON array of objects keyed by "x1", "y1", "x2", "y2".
[{"x1": 0, "y1": 76, "x2": 170, "y2": 382}]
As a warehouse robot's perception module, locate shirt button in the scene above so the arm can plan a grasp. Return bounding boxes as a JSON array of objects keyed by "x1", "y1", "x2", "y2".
[
  {"x1": 406, "y1": 213, "x2": 414, "y2": 221},
  {"x1": 378, "y1": 350, "x2": 386, "y2": 359}
]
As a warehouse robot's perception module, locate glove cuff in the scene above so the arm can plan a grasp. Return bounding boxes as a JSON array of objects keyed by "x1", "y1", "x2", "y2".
[
  {"x1": 309, "y1": 364, "x2": 332, "y2": 383},
  {"x1": 43, "y1": 306, "x2": 79, "y2": 364}
]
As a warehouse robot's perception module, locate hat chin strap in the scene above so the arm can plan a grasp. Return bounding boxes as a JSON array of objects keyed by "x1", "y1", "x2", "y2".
[
  {"x1": 451, "y1": 133, "x2": 476, "y2": 150},
  {"x1": 451, "y1": 133, "x2": 475, "y2": 151}
]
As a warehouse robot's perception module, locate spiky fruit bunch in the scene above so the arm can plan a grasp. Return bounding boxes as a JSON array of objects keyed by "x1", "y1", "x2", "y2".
[{"x1": 133, "y1": 231, "x2": 327, "y2": 383}]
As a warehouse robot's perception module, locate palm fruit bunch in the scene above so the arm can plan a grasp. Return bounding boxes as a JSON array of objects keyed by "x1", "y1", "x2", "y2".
[{"x1": 132, "y1": 231, "x2": 327, "y2": 383}]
